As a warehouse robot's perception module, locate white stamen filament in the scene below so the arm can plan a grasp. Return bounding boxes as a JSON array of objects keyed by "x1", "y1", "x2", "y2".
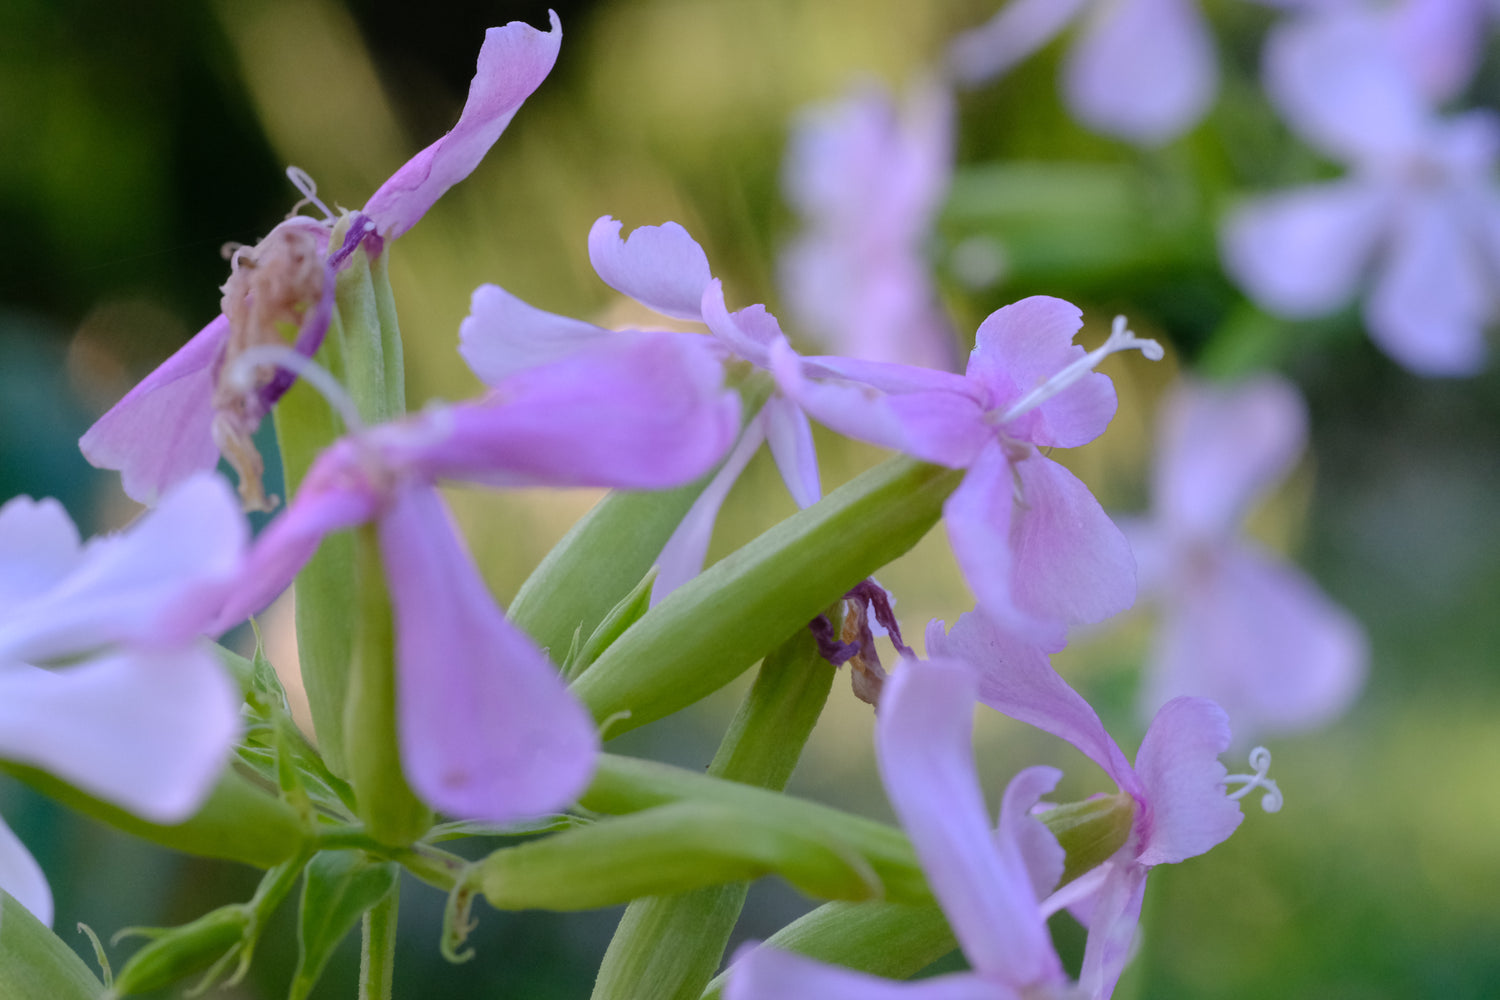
[
  {"x1": 226, "y1": 345, "x2": 365, "y2": 436},
  {"x1": 1224, "y1": 746, "x2": 1283, "y2": 813},
  {"x1": 286, "y1": 166, "x2": 335, "y2": 221},
  {"x1": 999, "y1": 315, "x2": 1164, "y2": 425}
]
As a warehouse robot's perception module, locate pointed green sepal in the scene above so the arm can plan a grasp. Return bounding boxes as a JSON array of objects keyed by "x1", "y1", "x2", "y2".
[
  {"x1": 1043, "y1": 791, "x2": 1136, "y2": 885},
  {"x1": 570, "y1": 457, "x2": 962, "y2": 736},
  {"x1": 343, "y1": 526, "x2": 432, "y2": 846}
]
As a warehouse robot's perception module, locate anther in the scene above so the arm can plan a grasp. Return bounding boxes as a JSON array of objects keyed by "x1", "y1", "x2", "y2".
[
  {"x1": 285, "y1": 166, "x2": 335, "y2": 221},
  {"x1": 1223, "y1": 745, "x2": 1283, "y2": 813},
  {"x1": 999, "y1": 315, "x2": 1164, "y2": 425}
]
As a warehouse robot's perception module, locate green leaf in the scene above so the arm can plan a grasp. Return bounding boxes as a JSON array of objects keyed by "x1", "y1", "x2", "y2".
[
  {"x1": 0, "y1": 893, "x2": 106, "y2": 1000},
  {"x1": 1, "y1": 762, "x2": 303, "y2": 869},
  {"x1": 289, "y1": 850, "x2": 399, "y2": 1000}
]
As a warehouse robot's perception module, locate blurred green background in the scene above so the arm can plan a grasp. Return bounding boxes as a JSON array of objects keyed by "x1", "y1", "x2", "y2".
[{"x1": 2, "y1": 0, "x2": 1498, "y2": 996}]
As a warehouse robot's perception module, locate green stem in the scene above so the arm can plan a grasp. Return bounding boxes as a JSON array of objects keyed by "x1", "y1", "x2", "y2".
[
  {"x1": 358, "y1": 883, "x2": 399, "y2": 1000},
  {"x1": 592, "y1": 613, "x2": 840, "y2": 1000}
]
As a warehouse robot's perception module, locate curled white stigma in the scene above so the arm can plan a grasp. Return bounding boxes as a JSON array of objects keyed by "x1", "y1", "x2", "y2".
[
  {"x1": 226, "y1": 345, "x2": 365, "y2": 436},
  {"x1": 1224, "y1": 746, "x2": 1283, "y2": 813},
  {"x1": 999, "y1": 315, "x2": 1164, "y2": 425},
  {"x1": 286, "y1": 165, "x2": 335, "y2": 221}
]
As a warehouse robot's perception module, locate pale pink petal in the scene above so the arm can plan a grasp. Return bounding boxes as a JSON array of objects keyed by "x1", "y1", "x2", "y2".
[
  {"x1": 0, "y1": 647, "x2": 239, "y2": 823},
  {"x1": 774, "y1": 342, "x2": 990, "y2": 468},
  {"x1": 762, "y1": 394, "x2": 821, "y2": 509},
  {"x1": 701, "y1": 278, "x2": 786, "y2": 367},
  {"x1": 207, "y1": 466, "x2": 377, "y2": 633},
  {"x1": 1076, "y1": 862, "x2": 1147, "y2": 1000},
  {"x1": 0, "y1": 816, "x2": 51, "y2": 926},
  {"x1": 588, "y1": 216, "x2": 714, "y2": 321},
  {"x1": 996, "y1": 765, "x2": 1067, "y2": 904},
  {"x1": 929, "y1": 612, "x2": 1136, "y2": 793},
  {"x1": 1221, "y1": 180, "x2": 1389, "y2": 318},
  {"x1": 78, "y1": 315, "x2": 226, "y2": 506},
  {"x1": 362, "y1": 13, "x2": 562, "y2": 240},
  {"x1": 1064, "y1": 0, "x2": 1216, "y2": 145},
  {"x1": 1153, "y1": 375, "x2": 1308, "y2": 540},
  {"x1": 1264, "y1": 11, "x2": 1428, "y2": 163},
  {"x1": 797, "y1": 354, "x2": 978, "y2": 398},
  {"x1": 0, "y1": 474, "x2": 247, "y2": 661},
  {"x1": 380, "y1": 483, "x2": 598, "y2": 822},
  {"x1": 968, "y1": 297, "x2": 1116, "y2": 449},
  {"x1": 651, "y1": 415, "x2": 766, "y2": 604},
  {"x1": 1366, "y1": 194, "x2": 1490, "y2": 376},
  {"x1": 726, "y1": 942, "x2": 1003, "y2": 1000},
  {"x1": 411, "y1": 333, "x2": 740, "y2": 490},
  {"x1": 947, "y1": 0, "x2": 1089, "y2": 87},
  {"x1": 1386, "y1": 0, "x2": 1487, "y2": 102},
  {"x1": 459, "y1": 283, "x2": 613, "y2": 386},
  {"x1": 877, "y1": 657, "x2": 1061, "y2": 985},
  {"x1": 1010, "y1": 452, "x2": 1136, "y2": 629},
  {"x1": 1144, "y1": 541, "x2": 1368, "y2": 738},
  {"x1": 1133, "y1": 697, "x2": 1243, "y2": 866},
  {"x1": 0, "y1": 497, "x2": 82, "y2": 607}
]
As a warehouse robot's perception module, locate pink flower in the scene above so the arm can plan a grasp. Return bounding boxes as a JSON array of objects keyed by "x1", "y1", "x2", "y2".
[
  {"x1": 1221, "y1": 4, "x2": 1500, "y2": 375},
  {"x1": 948, "y1": 0, "x2": 1217, "y2": 146},
  {"x1": 776, "y1": 298, "x2": 1158, "y2": 643},
  {"x1": 460, "y1": 216, "x2": 825, "y2": 601},
  {"x1": 1125, "y1": 376, "x2": 1366, "y2": 739},
  {"x1": 209, "y1": 332, "x2": 740, "y2": 822},
  {"x1": 0, "y1": 474, "x2": 247, "y2": 924},
  {"x1": 728, "y1": 657, "x2": 1074, "y2": 999},
  {"x1": 80, "y1": 14, "x2": 563, "y2": 505},
  {"x1": 929, "y1": 611, "x2": 1278, "y2": 998},
  {"x1": 779, "y1": 78, "x2": 958, "y2": 370}
]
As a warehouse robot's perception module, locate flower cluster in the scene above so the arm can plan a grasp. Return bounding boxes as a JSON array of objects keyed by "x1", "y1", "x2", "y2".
[{"x1": 2, "y1": 3, "x2": 1414, "y2": 998}]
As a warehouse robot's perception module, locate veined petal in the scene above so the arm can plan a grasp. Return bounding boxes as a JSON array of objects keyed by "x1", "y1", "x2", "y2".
[
  {"x1": 78, "y1": 314, "x2": 226, "y2": 506},
  {"x1": 1144, "y1": 541, "x2": 1367, "y2": 738},
  {"x1": 1367, "y1": 193, "x2": 1490, "y2": 376},
  {"x1": 362, "y1": 12, "x2": 562, "y2": 240},
  {"x1": 877, "y1": 657, "x2": 1061, "y2": 985},
  {"x1": 929, "y1": 611, "x2": 1136, "y2": 794},
  {"x1": 1154, "y1": 375, "x2": 1308, "y2": 540},
  {"x1": 1011, "y1": 452, "x2": 1136, "y2": 629},
  {"x1": 0, "y1": 474, "x2": 247, "y2": 662},
  {"x1": 947, "y1": 0, "x2": 1089, "y2": 87},
  {"x1": 774, "y1": 341, "x2": 989, "y2": 468},
  {"x1": 589, "y1": 217, "x2": 714, "y2": 321},
  {"x1": 968, "y1": 297, "x2": 1116, "y2": 449},
  {"x1": 411, "y1": 332, "x2": 739, "y2": 489},
  {"x1": 0, "y1": 647, "x2": 239, "y2": 824},
  {"x1": 0, "y1": 816, "x2": 51, "y2": 926},
  {"x1": 726, "y1": 942, "x2": 1004, "y2": 1000},
  {"x1": 379, "y1": 483, "x2": 598, "y2": 822},
  {"x1": 942, "y1": 444, "x2": 1055, "y2": 645},
  {"x1": 762, "y1": 394, "x2": 821, "y2": 509},
  {"x1": 650, "y1": 415, "x2": 767, "y2": 604},
  {"x1": 1134, "y1": 697, "x2": 1243, "y2": 866},
  {"x1": 0, "y1": 496, "x2": 82, "y2": 607},
  {"x1": 459, "y1": 283, "x2": 614, "y2": 386},
  {"x1": 1064, "y1": 0, "x2": 1217, "y2": 145},
  {"x1": 1220, "y1": 180, "x2": 1389, "y2": 318}
]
